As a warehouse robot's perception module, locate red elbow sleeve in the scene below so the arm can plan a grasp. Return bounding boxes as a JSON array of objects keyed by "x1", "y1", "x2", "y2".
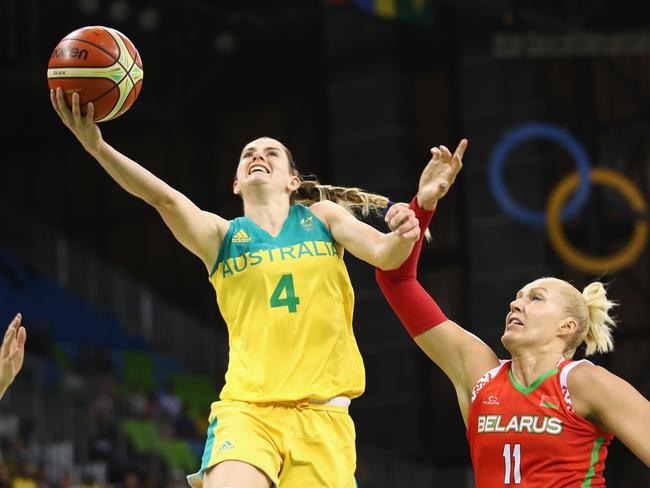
[{"x1": 376, "y1": 196, "x2": 448, "y2": 337}]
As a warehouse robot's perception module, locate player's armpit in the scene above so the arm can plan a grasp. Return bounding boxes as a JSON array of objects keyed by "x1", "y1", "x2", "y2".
[
  {"x1": 155, "y1": 190, "x2": 230, "y2": 272},
  {"x1": 414, "y1": 320, "x2": 500, "y2": 415}
]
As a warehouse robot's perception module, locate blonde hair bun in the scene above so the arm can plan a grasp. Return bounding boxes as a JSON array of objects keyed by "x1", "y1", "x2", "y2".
[{"x1": 581, "y1": 282, "x2": 617, "y2": 356}]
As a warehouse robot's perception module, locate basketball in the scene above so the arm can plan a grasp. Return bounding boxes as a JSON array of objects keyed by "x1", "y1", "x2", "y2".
[{"x1": 47, "y1": 26, "x2": 143, "y2": 123}]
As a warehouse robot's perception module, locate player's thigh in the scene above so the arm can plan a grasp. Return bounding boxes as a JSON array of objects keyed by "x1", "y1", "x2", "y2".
[
  {"x1": 280, "y1": 408, "x2": 356, "y2": 487},
  {"x1": 204, "y1": 460, "x2": 273, "y2": 488}
]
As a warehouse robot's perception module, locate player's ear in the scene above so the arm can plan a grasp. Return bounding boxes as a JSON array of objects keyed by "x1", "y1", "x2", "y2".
[
  {"x1": 287, "y1": 175, "x2": 301, "y2": 193},
  {"x1": 233, "y1": 179, "x2": 240, "y2": 195},
  {"x1": 559, "y1": 317, "x2": 578, "y2": 337}
]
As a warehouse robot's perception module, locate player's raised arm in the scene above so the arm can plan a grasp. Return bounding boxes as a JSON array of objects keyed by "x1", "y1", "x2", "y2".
[
  {"x1": 376, "y1": 140, "x2": 500, "y2": 421},
  {"x1": 309, "y1": 200, "x2": 420, "y2": 270},
  {"x1": 50, "y1": 87, "x2": 228, "y2": 272}
]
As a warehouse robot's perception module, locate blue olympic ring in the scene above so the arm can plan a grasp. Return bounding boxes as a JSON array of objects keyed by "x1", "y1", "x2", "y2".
[{"x1": 488, "y1": 122, "x2": 592, "y2": 227}]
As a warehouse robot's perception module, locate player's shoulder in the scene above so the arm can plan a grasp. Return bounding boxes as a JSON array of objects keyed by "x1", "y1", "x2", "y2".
[
  {"x1": 201, "y1": 210, "x2": 231, "y2": 239},
  {"x1": 567, "y1": 362, "x2": 617, "y2": 401},
  {"x1": 308, "y1": 199, "x2": 340, "y2": 213},
  {"x1": 307, "y1": 200, "x2": 345, "y2": 224}
]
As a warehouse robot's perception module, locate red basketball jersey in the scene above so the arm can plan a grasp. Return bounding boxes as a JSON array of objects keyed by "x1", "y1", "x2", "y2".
[{"x1": 467, "y1": 359, "x2": 613, "y2": 487}]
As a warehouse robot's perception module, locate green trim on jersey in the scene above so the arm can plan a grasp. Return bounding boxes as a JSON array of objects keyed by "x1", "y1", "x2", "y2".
[
  {"x1": 581, "y1": 437, "x2": 605, "y2": 488},
  {"x1": 508, "y1": 367, "x2": 559, "y2": 395},
  {"x1": 210, "y1": 204, "x2": 335, "y2": 277}
]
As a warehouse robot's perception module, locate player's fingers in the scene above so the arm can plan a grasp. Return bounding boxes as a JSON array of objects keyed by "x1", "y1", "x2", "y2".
[
  {"x1": 16, "y1": 326, "x2": 26, "y2": 349},
  {"x1": 389, "y1": 215, "x2": 408, "y2": 232},
  {"x1": 391, "y1": 207, "x2": 418, "y2": 234},
  {"x1": 400, "y1": 214, "x2": 420, "y2": 238},
  {"x1": 384, "y1": 202, "x2": 405, "y2": 223},
  {"x1": 7, "y1": 345, "x2": 24, "y2": 369},
  {"x1": 8, "y1": 313, "x2": 21, "y2": 330},
  {"x1": 454, "y1": 138, "x2": 468, "y2": 161},
  {"x1": 55, "y1": 88, "x2": 73, "y2": 124},
  {"x1": 402, "y1": 226, "x2": 421, "y2": 241},
  {"x1": 51, "y1": 89, "x2": 65, "y2": 120},
  {"x1": 440, "y1": 145, "x2": 453, "y2": 161},
  {"x1": 389, "y1": 207, "x2": 414, "y2": 230},
  {"x1": 71, "y1": 92, "x2": 81, "y2": 120},
  {"x1": 1, "y1": 326, "x2": 15, "y2": 359},
  {"x1": 403, "y1": 215, "x2": 419, "y2": 234},
  {"x1": 85, "y1": 102, "x2": 95, "y2": 123},
  {"x1": 50, "y1": 89, "x2": 59, "y2": 112}
]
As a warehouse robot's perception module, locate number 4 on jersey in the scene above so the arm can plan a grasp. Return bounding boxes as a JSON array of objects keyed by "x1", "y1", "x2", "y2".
[{"x1": 270, "y1": 274, "x2": 300, "y2": 313}]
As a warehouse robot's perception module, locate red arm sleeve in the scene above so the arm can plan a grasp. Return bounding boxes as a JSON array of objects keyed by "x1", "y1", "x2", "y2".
[{"x1": 375, "y1": 196, "x2": 448, "y2": 337}]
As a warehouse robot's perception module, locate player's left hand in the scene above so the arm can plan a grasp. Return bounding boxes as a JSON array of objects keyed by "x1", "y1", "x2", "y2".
[
  {"x1": 417, "y1": 139, "x2": 467, "y2": 211},
  {"x1": 0, "y1": 314, "x2": 26, "y2": 396},
  {"x1": 385, "y1": 204, "x2": 420, "y2": 242}
]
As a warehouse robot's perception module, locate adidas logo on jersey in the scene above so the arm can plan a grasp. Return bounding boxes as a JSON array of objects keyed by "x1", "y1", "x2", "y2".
[
  {"x1": 218, "y1": 440, "x2": 235, "y2": 452},
  {"x1": 232, "y1": 229, "x2": 251, "y2": 243}
]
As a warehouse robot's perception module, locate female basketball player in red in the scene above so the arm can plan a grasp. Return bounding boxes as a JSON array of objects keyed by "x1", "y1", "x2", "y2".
[
  {"x1": 51, "y1": 88, "x2": 420, "y2": 488},
  {"x1": 377, "y1": 139, "x2": 650, "y2": 487}
]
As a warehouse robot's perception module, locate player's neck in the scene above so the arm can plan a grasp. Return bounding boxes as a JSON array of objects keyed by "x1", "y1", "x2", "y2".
[
  {"x1": 509, "y1": 351, "x2": 564, "y2": 388},
  {"x1": 243, "y1": 198, "x2": 292, "y2": 236}
]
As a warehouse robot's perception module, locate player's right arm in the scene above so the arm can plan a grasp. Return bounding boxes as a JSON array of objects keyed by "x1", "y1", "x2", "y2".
[
  {"x1": 51, "y1": 88, "x2": 229, "y2": 271},
  {"x1": 376, "y1": 140, "x2": 499, "y2": 422}
]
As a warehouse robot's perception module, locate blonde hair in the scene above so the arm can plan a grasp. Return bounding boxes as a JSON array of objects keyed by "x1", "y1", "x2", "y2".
[
  {"x1": 293, "y1": 176, "x2": 389, "y2": 217},
  {"x1": 563, "y1": 281, "x2": 617, "y2": 357}
]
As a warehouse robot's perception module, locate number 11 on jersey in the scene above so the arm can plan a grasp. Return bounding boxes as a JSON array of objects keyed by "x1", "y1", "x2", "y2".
[{"x1": 503, "y1": 443, "x2": 521, "y2": 484}]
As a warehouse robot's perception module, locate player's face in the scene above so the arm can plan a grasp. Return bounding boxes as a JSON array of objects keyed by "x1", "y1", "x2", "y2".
[
  {"x1": 501, "y1": 278, "x2": 575, "y2": 354},
  {"x1": 233, "y1": 138, "x2": 300, "y2": 198}
]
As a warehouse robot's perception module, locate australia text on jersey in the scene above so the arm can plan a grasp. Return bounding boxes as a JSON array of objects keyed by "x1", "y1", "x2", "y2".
[
  {"x1": 477, "y1": 414, "x2": 564, "y2": 435},
  {"x1": 220, "y1": 240, "x2": 339, "y2": 278}
]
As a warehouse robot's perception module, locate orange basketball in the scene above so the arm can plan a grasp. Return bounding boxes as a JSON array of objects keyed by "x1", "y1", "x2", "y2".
[{"x1": 47, "y1": 26, "x2": 144, "y2": 122}]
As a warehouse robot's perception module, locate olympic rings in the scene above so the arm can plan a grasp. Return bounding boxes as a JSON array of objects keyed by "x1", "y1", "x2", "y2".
[
  {"x1": 488, "y1": 122, "x2": 592, "y2": 227},
  {"x1": 546, "y1": 168, "x2": 649, "y2": 274},
  {"x1": 488, "y1": 122, "x2": 649, "y2": 273}
]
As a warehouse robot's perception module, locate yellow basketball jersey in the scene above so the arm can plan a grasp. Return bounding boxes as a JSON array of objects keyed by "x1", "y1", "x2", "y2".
[{"x1": 209, "y1": 204, "x2": 365, "y2": 402}]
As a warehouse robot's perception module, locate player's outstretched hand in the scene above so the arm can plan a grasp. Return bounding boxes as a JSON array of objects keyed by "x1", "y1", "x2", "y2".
[
  {"x1": 417, "y1": 139, "x2": 467, "y2": 211},
  {"x1": 50, "y1": 87, "x2": 102, "y2": 153},
  {"x1": 0, "y1": 313, "x2": 26, "y2": 399},
  {"x1": 385, "y1": 204, "x2": 420, "y2": 242}
]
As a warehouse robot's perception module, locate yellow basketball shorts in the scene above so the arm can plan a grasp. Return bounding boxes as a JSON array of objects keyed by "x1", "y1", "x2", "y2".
[{"x1": 187, "y1": 399, "x2": 357, "y2": 488}]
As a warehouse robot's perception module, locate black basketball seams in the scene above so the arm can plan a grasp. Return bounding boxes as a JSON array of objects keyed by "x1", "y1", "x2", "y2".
[{"x1": 62, "y1": 30, "x2": 139, "y2": 75}]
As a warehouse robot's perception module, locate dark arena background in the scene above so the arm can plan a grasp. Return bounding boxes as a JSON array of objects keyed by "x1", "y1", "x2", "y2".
[{"x1": 1, "y1": 0, "x2": 649, "y2": 486}]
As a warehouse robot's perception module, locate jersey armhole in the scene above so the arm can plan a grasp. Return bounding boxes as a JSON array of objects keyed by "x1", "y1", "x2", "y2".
[
  {"x1": 559, "y1": 359, "x2": 593, "y2": 412},
  {"x1": 302, "y1": 204, "x2": 337, "y2": 246},
  {"x1": 209, "y1": 220, "x2": 234, "y2": 277},
  {"x1": 471, "y1": 360, "x2": 509, "y2": 403}
]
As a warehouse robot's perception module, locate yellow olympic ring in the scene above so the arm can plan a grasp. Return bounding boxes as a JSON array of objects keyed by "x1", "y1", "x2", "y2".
[{"x1": 546, "y1": 168, "x2": 648, "y2": 274}]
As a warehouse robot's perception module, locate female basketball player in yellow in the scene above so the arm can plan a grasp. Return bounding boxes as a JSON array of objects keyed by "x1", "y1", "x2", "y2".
[{"x1": 51, "y1": 88, "x2": 420, "y2": 487}]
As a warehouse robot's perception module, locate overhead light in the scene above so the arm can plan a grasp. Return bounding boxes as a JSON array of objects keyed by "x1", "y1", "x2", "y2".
[
  {"x1": 213, "y1": 31, "x2": 236, "y2": 53},
  {"x1": 77, "y1": 0, "x2": 101, "y2": 15},
  {"x1": 108, "y1": 0, "x2": 130, "y2": 23},
  {"x1": 139, "y1": 7, "x2": 161, "y2": 31}
]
